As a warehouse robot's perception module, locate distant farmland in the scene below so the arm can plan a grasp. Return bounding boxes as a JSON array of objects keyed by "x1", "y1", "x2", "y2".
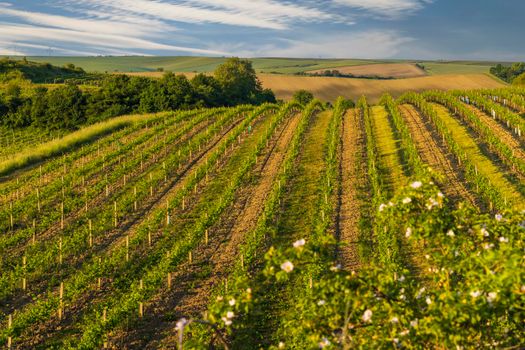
[
  {"x1": 125, "y1": 71, "x2": 505, "y2": 103},
  {"x1": 307, "y1": 63, "x2": 427, "y2": 79}
]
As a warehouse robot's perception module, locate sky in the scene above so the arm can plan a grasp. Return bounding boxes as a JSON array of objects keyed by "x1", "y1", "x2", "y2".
[{"x1": 0, "y1": 0, "x2": 523, "y2": 60}]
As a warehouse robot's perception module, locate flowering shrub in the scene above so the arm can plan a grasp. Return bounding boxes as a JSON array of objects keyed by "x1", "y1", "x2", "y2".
[{"x1": 183, "y1": 181, "x2": 524, "y2": 349}]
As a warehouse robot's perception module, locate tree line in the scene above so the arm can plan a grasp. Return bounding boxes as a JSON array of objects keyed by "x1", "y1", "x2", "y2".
[
  {"x1": 0, "y1": 58, "x2": 275, "y2": 130},
  {"x1": 490, "y1": 62, "x2": 525, "y2": 83}
]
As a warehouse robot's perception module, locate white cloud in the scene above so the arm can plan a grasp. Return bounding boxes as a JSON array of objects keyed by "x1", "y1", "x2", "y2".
[
  {"x1": 61, "y1": 0, "x2": 334, "y2": 30},
  {"x1": 0, "y1": 6, "x2": 172, "y2": 37},
  {"x1": 0, "y1": 23, "x2": 229, "y2": 56},
  {"x1": 241, "y1": 31, "x2": 413, "y2": 58},
  {"x1": 333, "y1": 0, "x2": 431, "y2": 18}
]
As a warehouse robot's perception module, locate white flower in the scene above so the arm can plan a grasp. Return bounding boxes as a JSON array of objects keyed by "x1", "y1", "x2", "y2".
[
  {"x1": 499, "y1": 236, "x2": 508, "y2": 243},
  {"x1": 446, "y1": 230, "x2": 455, "y2": 237},
  {"x1": 362, "y1": 309, "x2": 373, "y2": 323},
  {"x1": 388, "y1": 201, "x2": 394, "y2": 207},
  {"x1": 410, "y1": 319, "x2": 418, "y2": 328},
  {"x1": 379, "y1": 203, "x2": 387, "y2": 212},
  {"x1": 416, "y1": 287, "x2": 425, "y2": 299},
  {"x1": 229, "y1": 299, "x2": 236, "y2": 306},
  {"x1": 281, "y1": 261, "x2": 294, "y2": 273},
  {"x1": 393, "y1": 338, "x2": 400, "y2": 345},
  {"x1": 402, "y1": 197, "x2": 412, "y2": 204},
  {"x1": 319, "y1": 337, "x2": 331, "y2": 348},
  {"x1": 405, "y1": 227, "x2": 412, "y2": 238},
  {"x1": 175, "y1": 318, "x2": 188, "y2": 331},
  {"x1": 390, "y1": 316, "x2": 399, "y2": 323},
  {"x1": 398, "y1": 275, "x2": 405, "y2": 282},
  {"x1": 470, "y1": 290, "x2": 481, "y2": 298},
  {"x1": 278, "y1": 342, "x2": 285, "y2": 349},
  {"x1": 411, "y1": 181, "x2": 423, "y2": 189},
  {"x1": 481, "y1": 228, "x2": 489, "y2": 237},
  {"x1": 293, "y1": 239, "x2": 306, "y2": 248},
  {"x1": 424, "y1": 254, "x2": 430, "y2": 260},
  {"x1": 437, "y1": 192, "x2": 444, "y2": 198},
  {"x1": 400, "y1": 329, "x2": 410, "y2": 336},
  {"x1": 226, "y1": 311, "x2": 235, "y2": 319},
  {"x1": 246, "y1": 288, "x2": 252, "y2": 294},
  {"x1": 399, "y1": 294, "x2": 406, "y2": 301},
  {"x1": 487, "y1": 292, "x2": 497, "y2": 303},
  {"x1": 425, "y1": 297, "x2": 432, "y2": 305},
  {"x1": 521, "y1": 285, "x2": 525, "y2": 293},
  {"x1": 221, "y1": 317, "x2": 232, "y2": 326},
  {"x1": 317, "y1": 300, "x2": 326, "y2": 306},
  {"x1": 495, "y1": 214, "x2": 503, "y2": 221},
  {"x1": 330, "y1": 264, "x2": 342, "y2": 272},
  {"x1": 216, "y1": 296, "x2": 223, "y2": 302},
  {"x1": 483, "y1": 243, "x2": 494, "y2": 250}
]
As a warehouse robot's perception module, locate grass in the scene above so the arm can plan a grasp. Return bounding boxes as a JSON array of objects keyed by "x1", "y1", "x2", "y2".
[
  {"x1": 370, "y1": 106, "x2": 409, "y2": 196},
  {"x1": 421, "y1": 62, "x2": 493, "y2": 75},
  {"x1": 0, "y1": 113, "x2": 162, "y2": 177},
  {"x1": 431, "y1": 103, "x2": 525, "y2": 208}
]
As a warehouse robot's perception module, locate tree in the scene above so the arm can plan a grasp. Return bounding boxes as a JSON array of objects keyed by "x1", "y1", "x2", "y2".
[
  {"x1": 191, "y1": 73, "x2": 223, "y2": 107},
  {"x1": 293, "y1": 90, "x2": 314, "y2": 106},
  {"x1": 46, "y1": 84, "x2": 86, "y2": 129},
  {"x1": 214, "y1": 58, "x2": 261, "y2": 105}
]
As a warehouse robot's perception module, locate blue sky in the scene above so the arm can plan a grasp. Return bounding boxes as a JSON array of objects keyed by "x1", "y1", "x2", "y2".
[{"x1": 0, "y1": 0, "x2": 523, "y2": 60}]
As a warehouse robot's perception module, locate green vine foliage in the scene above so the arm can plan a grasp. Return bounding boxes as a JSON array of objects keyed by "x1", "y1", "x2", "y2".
[{"x1": 185, "y1": 181, "x2": 524, "y2": 349}]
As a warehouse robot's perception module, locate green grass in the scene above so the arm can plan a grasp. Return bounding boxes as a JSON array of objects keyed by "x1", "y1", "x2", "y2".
[
  {"x1": 431, "y1": 103, "x2": 525, "y2": 207},
  {"x1": 0, "y1": 113, "x2": 161, "y2": 177},
  {"x1": 370, "y1": 106, "x2": 409, "y2": 196},
  {"x1": 420, "y1": 62, "x2": 493, "y2": 75}
]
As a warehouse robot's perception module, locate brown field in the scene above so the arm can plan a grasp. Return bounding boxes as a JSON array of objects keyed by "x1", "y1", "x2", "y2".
[
  {"x1": 123, "y1": 72, "x2": 504, "y2": 104},
  {"x1": 307, "y1": 63, "x2": 427, "y2": 78}
]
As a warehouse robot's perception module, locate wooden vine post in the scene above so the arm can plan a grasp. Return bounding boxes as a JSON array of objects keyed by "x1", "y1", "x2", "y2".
[
  {"x1": 7, "y1": 314, "x2": 12, "y2": 349},
  {"x1": 58, "y1": 282, "x2": 64, "y2": 320},
  {"x1": 22, "y1": 256, "x2": 27, "y2": 290}
]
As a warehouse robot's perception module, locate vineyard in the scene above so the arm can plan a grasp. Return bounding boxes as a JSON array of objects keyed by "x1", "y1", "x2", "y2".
[{"x1": 0, "y1": 86, "x2": 524, "y2": 349}]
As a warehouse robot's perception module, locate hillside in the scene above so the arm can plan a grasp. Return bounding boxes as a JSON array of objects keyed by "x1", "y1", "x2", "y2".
[
  {"x1": 0, "y1": 58, "x2": 91, "y2": 83},
  {"x1": 0, "y1": 88, "x2": 523, "y2": 348},
  {"x1": 125, "y1": 71, "x2": 505, "y2": 103}
]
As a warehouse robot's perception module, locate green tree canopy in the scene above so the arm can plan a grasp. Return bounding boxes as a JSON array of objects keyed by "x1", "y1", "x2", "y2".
[
  {"x1": 292, "y1": 90, "x2": 314, "y2": 106},
  {"x1": 214, "y1": 58, "x2": 261, "y2": 105}
]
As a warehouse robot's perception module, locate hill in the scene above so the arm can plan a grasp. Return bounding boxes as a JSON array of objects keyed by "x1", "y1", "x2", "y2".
[
  {"x1": 0, "y1": 58, "x2": 91, "y2": 83},
  {"x1": 125, "y1": 71, "x2": 505, "y2": 104}
]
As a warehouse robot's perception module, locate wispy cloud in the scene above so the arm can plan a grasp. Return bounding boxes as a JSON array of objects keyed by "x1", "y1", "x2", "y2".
[
  {"x1": 222, "y1": 30, "x2": 413, "y2": 59},
  {"x1": 333, "y1": 0, "x2": 431, "y2": 18},
  {"x1": 58, "y1": 0, "x2": 334, "y2": 30},
  {"x1": 0, "y1": 22, "x2": 229, "y2": 56}
]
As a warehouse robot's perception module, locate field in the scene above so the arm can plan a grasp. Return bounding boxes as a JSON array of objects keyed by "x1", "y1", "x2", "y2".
[
  {"x1": 0, "y1": 86, "x2": 523, "y2": 349},
  {"x1": 11, "y1": 56, "x2": 510, "y2": 76},
  {"x1": 307, "y1": 63, "x2": 427, "y2": 79},
  {"x1": 125, "y1": 71, "x2": 505, "y2": 104}
]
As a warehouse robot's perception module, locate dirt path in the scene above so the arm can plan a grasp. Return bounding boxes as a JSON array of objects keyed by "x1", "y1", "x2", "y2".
[
  {"x1": 398, "y1": 104, "x2": 479, "y2": 208},
  {"x1": 336, "y1": 109, "x2": 366, "y2": 270},
  {"x1": 108, "y1": 112, "x2": 302, "y2": 349},
  {"x1": 463, "y1": 104, "x2": 525, "y2": 165}
]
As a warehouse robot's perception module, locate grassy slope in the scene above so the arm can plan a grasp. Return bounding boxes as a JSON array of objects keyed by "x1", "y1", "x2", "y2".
[
  {"x1": 14, "y1": 56, "x2": 511, "y2": 76},
  {"x1": 15, "y1": 57, "x2": 381, "y2": 74},
  {"x1": 0, "y1": 113, "x2": 160, "y2": 177}
]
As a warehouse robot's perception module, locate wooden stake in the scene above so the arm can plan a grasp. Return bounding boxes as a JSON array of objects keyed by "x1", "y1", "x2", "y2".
[
  {"x1": 7, "y1": 314, "x2": 12, "y2": 350},
  {"x1": 22, "y1": 256, "x2": 27, "y2": 290},
  {"x1": 167, "y1": 273, "x2": 172, "y2": 289},
  {"x1": 139, "y1": 302, "x2": 144, "y2": 318},
  {"x1": 88, "y1": 220, "x2": 93, "y2": 248},
  {"x1": 189, "y1": 251, "x2": 193, "y2": 264},
  {"x1": 126, "y1": 235, "x2": 130, "y2": 262},
  {"x1": 205, "y1": 229, "x2": 209, "y2": 245},
  {"x1": 58, "y1": 282, "x2": 64, "y2": 320},
  {"x1": 59, "y1": 238, "x2": 63, "y2": 265}
]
